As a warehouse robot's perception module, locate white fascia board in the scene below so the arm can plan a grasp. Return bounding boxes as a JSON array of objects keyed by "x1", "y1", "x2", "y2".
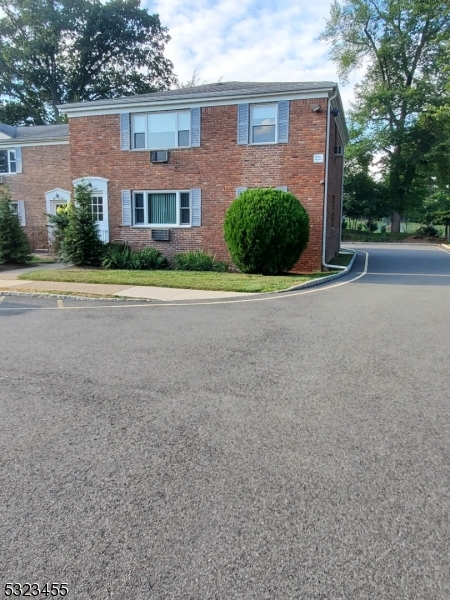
[
  {"x1": 329, "y1": 92, "x2": 349, "y2": 145},
  {"x1": 60, "y1": 89, "x2": 335, "y2": 118},
  {"x1": 0, "y1": 132, "x2": 13, "y2": 140},
  {"x1": 0, "y1": 139, "x2": 69, "y2": 147}
]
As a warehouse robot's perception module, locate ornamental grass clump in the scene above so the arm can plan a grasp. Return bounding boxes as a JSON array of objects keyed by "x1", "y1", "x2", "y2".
[
  {"x1": 173, "y1": 249, "x2": 228, "y2": 271},
  {"x1": 223, "y1": 188, "x2": 310, "y2": 275},
  {"x1": 102, "y1": 243, "x2": 169, "y2": 270}
]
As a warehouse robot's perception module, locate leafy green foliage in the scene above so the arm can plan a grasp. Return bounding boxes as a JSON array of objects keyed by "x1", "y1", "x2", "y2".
[
  {"x1": 0, "y1": 0, "x2": 177, "y2": 124},
  {"x1": 59, "y1": 184, "x2": 103, "y2": 265},
  {"x1": 47, "y1": 204, "x2": 70, "y2": 254},
  {"x1": 0, "y1": 189, "x2": 31, "y2": 264},
  {"x1": 173, "y1": 250, "x2": 228, "y2": 272},
  {"x1": 223, "y1": 188, "x2": 310, "y2": 275},
  {"x1": 415, "y1": 224, "x2": 440, "y2": 238},
  {"x1": 320, "y1": 0, "x2": 450, "y2": 231},
  {"x1": 101, "y1": 243, "x2": 169, "y2": 270}
]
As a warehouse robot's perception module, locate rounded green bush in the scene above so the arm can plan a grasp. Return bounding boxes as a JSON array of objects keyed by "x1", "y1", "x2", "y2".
[{"x1": 223, "y1": 188, "x2": 310, "y2": 274}]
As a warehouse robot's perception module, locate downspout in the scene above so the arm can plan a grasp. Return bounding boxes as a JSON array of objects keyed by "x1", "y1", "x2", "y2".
[{"x1": 322, "y1": 88, "x2": 346, "y2": 270}]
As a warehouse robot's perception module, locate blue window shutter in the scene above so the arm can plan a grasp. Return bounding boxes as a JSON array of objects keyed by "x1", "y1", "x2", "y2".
[
  {"x1": 17, "y1": 200, "x2": 26, "y2": 226},
  {"x1": 277, "y1": 101, "x2": 289, "y2": 143},
  {"x1": 237, "y1": 104, "x2": 249, "y2": 144},
  {"x1": 276, "y1": 186, "x2": 288, "y2": 192},
  {"x1": 15, "y1": 147, "x2": 23, "y2": 173},
  {"x1": 191, "y1": 188, "x2": 201, "y2": 226},
  {"x1": 236, "y1": 187, "x2": 247, "y2": 197},
  {"x1": 190, "y1": 108, "x2": 201, "y2": 147},
  {"x1": 122, "y1": 190, "x2": 132, "y2": 225},
  {"x1": 120, "y1": 113, "x2": 130, "y2": 150}
]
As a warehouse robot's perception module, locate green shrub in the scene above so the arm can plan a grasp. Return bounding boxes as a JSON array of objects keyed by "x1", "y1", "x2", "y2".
[
  {"x1": 47, "y1": 204, "x2": 70, "y2": 254},
  {"x1": 415, "y1": 224, "x2": 440, "y2": 238},
  {"x1": 102, "y1": 244, "x2": 169, "y2": 270},
  {"x1": 223, "y1": 188, "x2": 309, "y2": 275},
  {"x1": 173, "y1": 249, "x2": 228, "y2": 272},
  {"x1": 102, "y1": 244, "x2": 135, "y2": 269},
  {"x1": 0, "y1": 190, "x2": 31, "y2": 264},
  {"x1": 136, "y1": 247, "x2": 170, "y2": 270},
  {"x1": 60, "y1": 184, "x2": 104, "y2": 265}
]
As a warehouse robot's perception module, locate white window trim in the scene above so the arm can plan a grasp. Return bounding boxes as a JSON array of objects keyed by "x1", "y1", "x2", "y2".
[
  {"x1": 0, "y1": 148, "x2": 17, "y2": 174},
  {"x1": 250, "y1": 103, "x2": 278, "y2": 146},
  {"x1": 132, "y1": 190, "x2": 192, "y2": 228},
  {"x1": 131, "y1": 111, "x2": 191, "y2": 150},
  {"x1": 10, "y1": 201, "x2": 25, "y2": 226}
]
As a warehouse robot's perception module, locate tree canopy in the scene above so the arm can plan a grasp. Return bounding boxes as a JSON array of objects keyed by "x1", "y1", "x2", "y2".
[
  {"x1": 0, "y1": 0, "x2": 177, "y2": 125},
  {"x1": 320, "y1": 0, "x2": 450, "y2": 231}
]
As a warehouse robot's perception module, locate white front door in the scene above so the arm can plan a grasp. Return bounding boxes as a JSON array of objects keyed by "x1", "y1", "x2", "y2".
[
  {"x1": 73, "y1": 177, "x2": 110, "y2": 243},
  {"x1": 90, "y1": 192, "x2": 109, "y2": 243}
]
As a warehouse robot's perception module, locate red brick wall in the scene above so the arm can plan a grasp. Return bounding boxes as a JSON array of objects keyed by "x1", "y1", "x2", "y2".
[
  {"x1": 325, "y1": 118, "x2": 343, "y2": 263},
  {"x1": 1, "y1": 144, "x2": 71, "y2": 250},
  {"x1": 69, "y1": 99, "x2": 330, "y2": 272}
]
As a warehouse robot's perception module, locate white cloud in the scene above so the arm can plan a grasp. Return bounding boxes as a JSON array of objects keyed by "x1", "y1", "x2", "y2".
[{"x1": 145, "y1": 0, "x2": 361, "y2": 113}]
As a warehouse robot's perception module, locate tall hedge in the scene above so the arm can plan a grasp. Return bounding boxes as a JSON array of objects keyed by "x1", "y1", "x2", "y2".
[{"x1": 223, "y1": 188, "x2": 310, "y2": 274}]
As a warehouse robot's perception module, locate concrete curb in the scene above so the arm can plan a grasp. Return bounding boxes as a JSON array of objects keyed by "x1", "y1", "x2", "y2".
[
  {"x1": 279, "y1": 249, "x2": 357, "y2": 292},
  {"x1": 0, "y1": 290, "x2": 150, "y2": 302}
]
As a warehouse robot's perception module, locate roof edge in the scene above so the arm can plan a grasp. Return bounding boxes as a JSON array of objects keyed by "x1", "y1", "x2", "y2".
[{"x1": 58, "y1": 83, "x2": 338, "y2": 114}]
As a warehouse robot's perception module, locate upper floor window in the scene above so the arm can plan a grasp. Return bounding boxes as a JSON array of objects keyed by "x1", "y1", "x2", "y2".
[
  {"x1": 0, "y1": 149, "x2": 16, "y2": 173},
  {"x1": 131, "y1": 112, "x2": 190, "y2": 149},
  {"x1": 238, "y1": 101, "x2": 289, "y2": 145},
  {"x1": 250, "y1": 104, "x2": 277, "y2": 144}
]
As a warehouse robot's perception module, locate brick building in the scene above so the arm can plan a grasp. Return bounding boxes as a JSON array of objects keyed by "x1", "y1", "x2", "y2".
[
  {"x1": 0, "y1": 123, "x2": 70, "y2": 251},
  {"x1": 1, "y1": 82, "x2": 348, "y2": 271}
]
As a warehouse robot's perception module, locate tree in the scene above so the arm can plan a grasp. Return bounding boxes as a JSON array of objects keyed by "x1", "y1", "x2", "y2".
[
  {"x1": 0, "y1": 188, "x2": 31, "y2": 264},
  {"x1": 0, "y1": 0, "x2": 177, "y2": 125},
  {"x1": 60, "y1": 183, "x2": 104, "y2": 265},
  {"x1": 320, "y1": 0, "x2": 450, "y2": 231}
]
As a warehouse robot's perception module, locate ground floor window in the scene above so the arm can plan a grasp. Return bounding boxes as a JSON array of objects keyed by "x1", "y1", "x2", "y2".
[
  {"x1": 133, "y1": 191, "x2": 191, "y2": 226},
  {"x1": 91, "y1": 195, "x2": 104, "y2": 222}
]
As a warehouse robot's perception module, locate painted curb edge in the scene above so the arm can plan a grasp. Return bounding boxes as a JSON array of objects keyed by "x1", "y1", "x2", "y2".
[{"x1": 279, "y1": 249, "x2": 357, "y2": 293}]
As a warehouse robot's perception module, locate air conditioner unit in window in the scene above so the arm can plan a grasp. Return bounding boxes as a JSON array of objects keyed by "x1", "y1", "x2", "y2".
[
  {"x1": 334, "y1": 145, "x2": 344, "y2": 156},
  {"x1": 150, "y1": 150, "x2": 169, "y2": 163},
  {"x1": 151, "y1": 229, "x2": 170, "y2": 241}
]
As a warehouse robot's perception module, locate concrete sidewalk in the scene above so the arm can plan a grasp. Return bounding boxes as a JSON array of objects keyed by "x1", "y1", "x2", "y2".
[{"x1": 0, "y1": 264, "x2": 253, "y2": 300}]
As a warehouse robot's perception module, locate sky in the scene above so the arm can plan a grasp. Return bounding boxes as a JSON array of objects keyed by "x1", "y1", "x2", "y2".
[{"x1": 146, "y1": 0, "x2": 363, "y2": 113}]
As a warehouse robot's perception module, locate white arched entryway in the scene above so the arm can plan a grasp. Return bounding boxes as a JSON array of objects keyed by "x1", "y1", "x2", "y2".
[
  {"x1": 73, "y1": 177, "x2": 110, "y2": 243},
  {"x1": 45, "y1": 188, "x2": 71, "y2": 244}
]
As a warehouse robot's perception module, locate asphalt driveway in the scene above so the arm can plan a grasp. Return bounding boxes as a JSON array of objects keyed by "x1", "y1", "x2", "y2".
[{"x1": 1, "y1": 244, "x2": 449, "y2": 599}]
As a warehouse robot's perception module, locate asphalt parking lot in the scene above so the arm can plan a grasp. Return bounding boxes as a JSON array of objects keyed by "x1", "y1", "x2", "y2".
[{"x1": 1, "y1": 244, "x2": 449, "y2": 599}]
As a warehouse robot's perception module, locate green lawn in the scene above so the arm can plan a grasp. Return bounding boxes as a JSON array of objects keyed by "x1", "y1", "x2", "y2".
[
  {"x1": 328, "y1": 252, "x2": 355, "y2": 267},
  {"x1": 18, "y1": 268, "x2": 331, "y2": 293}
]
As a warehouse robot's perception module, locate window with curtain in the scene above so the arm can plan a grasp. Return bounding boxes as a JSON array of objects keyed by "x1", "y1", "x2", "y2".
[{"x1": 133, "y1": 191, "x2": 191, "y2": 226}]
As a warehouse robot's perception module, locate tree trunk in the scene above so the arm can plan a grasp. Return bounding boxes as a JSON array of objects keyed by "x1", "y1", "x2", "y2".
[{"x1": 391, "y1": 211, "x2": 401, "y2": 233}]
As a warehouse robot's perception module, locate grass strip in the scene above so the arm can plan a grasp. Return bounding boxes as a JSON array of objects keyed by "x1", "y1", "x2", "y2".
[
  {"x1": 327, "y1": 252, "x2": 354, "y2": 267},
  {"x1": 18, "y1": 268, "x2": 330, "y2": 293}
]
